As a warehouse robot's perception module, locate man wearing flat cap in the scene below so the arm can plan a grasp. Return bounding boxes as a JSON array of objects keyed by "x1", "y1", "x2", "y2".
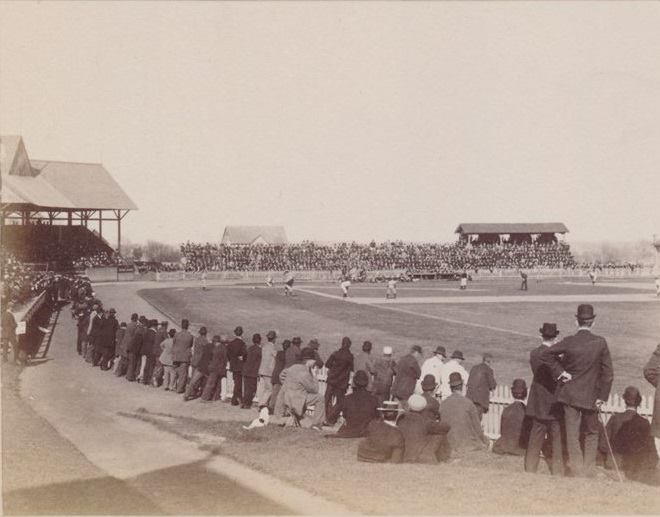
[
  {"x1": 540, "y1": 304, "x2": 613, "y2": 478},
  {"x1": 525, "y1": 323, "x2": 564, "y2": 475},
  {"x1": 466, "y1": 353, "x2": 497, "y2": 418}
]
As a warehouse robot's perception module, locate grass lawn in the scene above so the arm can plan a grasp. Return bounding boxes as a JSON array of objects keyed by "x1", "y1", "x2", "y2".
[{"x1": 121, "y1": 408, "x2": 660, "y2": 515}]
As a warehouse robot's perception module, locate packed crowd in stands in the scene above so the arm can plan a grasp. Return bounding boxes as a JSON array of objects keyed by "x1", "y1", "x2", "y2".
[
  {"x1": 2, "y1": 224, "x2": 118, "y2": 270},
  {"x1": 1, "y1": 252, "x2": 57, "y2": 305},
  {"x1": 60, "y1": 283, "x2": 660, "y2": 485},
  {"x1": 180, "y1": 241, "x2": 578, "y2": 273}
]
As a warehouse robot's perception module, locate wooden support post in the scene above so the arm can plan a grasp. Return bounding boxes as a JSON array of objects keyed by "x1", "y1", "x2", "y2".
[{"x1": 99, "y1": 209, "x2": 103, "y2": 239}]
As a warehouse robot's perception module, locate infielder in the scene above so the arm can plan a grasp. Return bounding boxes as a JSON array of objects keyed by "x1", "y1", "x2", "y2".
[{"x1": 386, "y1": 278, "x2": 397, "y2": 299}]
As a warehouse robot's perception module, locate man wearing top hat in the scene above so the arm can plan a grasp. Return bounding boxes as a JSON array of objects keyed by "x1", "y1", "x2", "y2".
[
  {"x1": 525, "y1": 323, "x2": 565, "y2": 476},
  {"x1": 466, "y1": 353, "x2": 497, "y2": 418},
  {"x1": 540, "y1": 304, "x2": 614, "y2": 478}
]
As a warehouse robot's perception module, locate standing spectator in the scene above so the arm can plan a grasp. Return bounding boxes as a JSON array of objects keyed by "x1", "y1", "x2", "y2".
[
  {"x1": 242, "y1": 333, "x2": 263, "y2": 409},
  {"x1": 419, "y1": 346, "x2": 446, "y2": 396},
  {"x1": 326, "y1": 370, "x2": 379, "y2": 438},
  {"x1": 258, "y1": 330, "x2": 278, "y2": 409},
  {"x1": 303, "y1": 338, "x2": 324, "y2": 369},
  {"x1": 466, "y1": 353, "x2": 497, "y2": 418},
  {"x1": 171, "y1": 319, "x2": 194, "y2": 393},
  {"x1": 125, "y1": 316, "x2": 145, "y2": 382},
  {"x1": 152, "y1": 321, "x2": 169, "y2": 387},
  {"x1": 398, "y1": 394, "x2": 451, "y2": 463},
  {"x1": 492, "y1": 379, "x2": 530, "y2": 456},
  {"x1": 88, "y1": 306, "x2": 104, "y2": 365},
  {"x1": 201, "y1": 335, "x2": 228, "y2": 401},
  {"x1": 357, "y1": 401, "x2": 405, "y2": 463},
  {"x1": 140, "y1": 320, "x2": 158, "y2": 384},
  {"x1": 354, "y1": 340, "x2": 376, "y2": 392},
  {"x1": 114, "y1": 322, "x2": 127, "y2": 369},
  {"x1": 269, "y1": 339, "x2": 290, "y2": 414},
  {"x1": 159, "y1": 328, "x2": 177, "y2": 391},
  {"x1": 439, "y1": 372, "x2": 489, "y2": 453},
  {"x1": 392, "y1": 345, "x2": 422, "y2": 402},
  {"x1": 540, "y1": 304, "x2": 614, "y2": 478},
  {"x1": 285, "y1": 336, "x2": 302, "y2": 368},
  {"x1": 440, "y1": 350, "x2": 469, "y2": 400},
  {"x1": 1, "y1": 300, "x2": 18, "y2": 363},
  {"x1": 643, "y1": 343, "x2": 660, "y2": 455},
  {"x1": 75, "y1": 307, "x2": 89, "y2": 357},
  {"x1": 116, "y1": 313, "x2": 138, "y2": 378},
  {"x1": 525, "y1": 323, "x2": 564, "y2": 476},
  {"x1": 324, "y1": 337, "x2": 355, "y2": 424},
  {"x1": 98, "y1": 309, "x2": 118, "y2": 371},
  {"x1": 373, "y1": 346, "x2": 396, "y2": 405},
  {"x1": 227, "y1": 326, "x2": 247, "y2": 405},
  {"x1": 184, "y1": 327, "x2": 213, "y2": 401}
]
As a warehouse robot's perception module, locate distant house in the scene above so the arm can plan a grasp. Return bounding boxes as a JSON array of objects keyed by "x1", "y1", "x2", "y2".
[{"x1": 221, "y1": 225, "x2": 288, "y2": 245}]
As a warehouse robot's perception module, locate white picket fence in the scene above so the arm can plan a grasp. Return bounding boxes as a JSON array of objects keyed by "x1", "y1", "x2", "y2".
[{"x1": 216, "y1": 368, "x2": 653, "y2": 438}]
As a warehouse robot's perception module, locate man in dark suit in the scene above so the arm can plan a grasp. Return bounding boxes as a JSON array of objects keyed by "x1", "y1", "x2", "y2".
[
  {"x1": 392, "y1": 345, "x2": 422, "y2": 402},
  {"x1": 540, "y1": 304, "x2": 614, "y2": 477},
  {"x1": 89, "y1": 307, "x2": 105, "y2": 366},
  {"x1": 326, "y1": 370, "x2": 379, "y2": 438},
  {"x1": 126, "y1": 316, "x2": 146, "y2": 382},
  {"x1": 226, "y1": 326, "x2": 247, "y2": 405},
  {"x1": 324, "y1": 337, "x2": 355, "y2": 423},
  {"x1": 140, "y1": 320, "x2": 158, "y2": 384},
  {"x1": 116, "y1": 313, "x2": 138, "y2": 377},
  {"x1": 525, "y1": 323, "x2": 564, "y2": 475},
  {"x1": 242, "y1": 333, "x2": 263, "y2": 408},
  {"x1": 171, "y1": 319, "x2": 194, "y2": 392},
  {"x1": 98, "y1": 309, "x2": 119, "y2": 371},
  {"x1": 466, "y1": 353, "x2": 497, "y2": 418},
  {"x1": 493, "y1": 379, "x2": 531, "y2": 456}
]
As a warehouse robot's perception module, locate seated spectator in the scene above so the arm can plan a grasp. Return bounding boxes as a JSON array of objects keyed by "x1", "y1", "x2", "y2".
[
  {"x1": 273, "y1": 347, "x2": 326, "y2": 429},
  {"x1": 439, "y1": 372, "x2": 489, "y2": 453},
  {"x1": 326, "y1": 370, "x2": 379, "y2": 438},
  {"x1": 493, "y1": 379, "x2": 531, "y2": 456},
  {"x1": 397, "y1": 394, "x2": 451, "y2": 463},
  {"x1": 600, "y1": 386, "x2": 659, "y2": 485},
  {"x1": 420, "y1": 374, "x2": 441, "y2": 421},
  {"x1": 357, "y1": 401, "x2": 405, "y2": 463}
]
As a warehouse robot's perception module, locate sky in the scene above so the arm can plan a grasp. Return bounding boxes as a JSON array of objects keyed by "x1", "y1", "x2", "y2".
[{"x1": 1, "y1": 1, "x2": 659, "y2": 247}]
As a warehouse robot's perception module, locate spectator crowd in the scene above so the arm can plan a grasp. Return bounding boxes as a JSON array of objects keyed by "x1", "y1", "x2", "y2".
[
  {"x1": 68, "y1": 289, "x2": 660, "y2": 485},
  {"x1": 180, "y1": 241, "x2": 578, "y2": 273}
]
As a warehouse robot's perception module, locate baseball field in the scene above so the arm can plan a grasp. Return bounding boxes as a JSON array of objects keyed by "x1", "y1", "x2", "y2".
[{"x1": 140, "y1": 276, "x2": 660, "y2": 397}]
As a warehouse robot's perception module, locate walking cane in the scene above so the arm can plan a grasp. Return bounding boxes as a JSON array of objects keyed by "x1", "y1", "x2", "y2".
[{"x1": 597, "y1": 406, "x2": 624, "y2": 482}]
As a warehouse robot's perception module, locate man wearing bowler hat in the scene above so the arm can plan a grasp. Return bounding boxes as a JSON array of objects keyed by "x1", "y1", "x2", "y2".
[
  {"x1": 540, "y1": 304, "x2": 613, "y2": 477},
  {"x1": 525, "y1": 323, "x2": 564, "y2": 476}
]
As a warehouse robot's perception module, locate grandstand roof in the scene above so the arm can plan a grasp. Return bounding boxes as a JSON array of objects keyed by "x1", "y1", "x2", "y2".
[
  {"x1": 221, "y1": 225, "x2": 288, "y2": 245},
  {"x1": 455, "y1": 223, "x2": 569, "y2": 235},
  {"x1": 1, "y1": 136, "x2": 137, "y2": 211}
]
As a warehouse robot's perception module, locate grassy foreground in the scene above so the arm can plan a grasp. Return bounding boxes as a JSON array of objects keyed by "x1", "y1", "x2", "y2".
[{"x1": 122, "y1": 408, "x2": 659, "y2": 515}]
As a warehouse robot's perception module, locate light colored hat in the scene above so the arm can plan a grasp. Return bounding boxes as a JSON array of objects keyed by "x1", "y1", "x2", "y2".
[
  {"x1": 407, "y1": 394, "x2": 427, "y2": 412},
  {"x1": 377, "y1": 400, "x2": 404, "y2": 412},
  {"x1": 383, "y1": 346, "x2": 393, "y2": 355}
]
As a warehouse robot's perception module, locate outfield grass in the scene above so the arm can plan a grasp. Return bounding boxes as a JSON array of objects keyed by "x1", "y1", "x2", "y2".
[{"x1": 140, "y1": 279, "x2": 659, "y2": 397}]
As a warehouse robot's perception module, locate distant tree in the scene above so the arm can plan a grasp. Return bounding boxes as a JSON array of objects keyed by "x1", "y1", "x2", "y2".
[
  {"x1": 132, "y1": 246, "x2": 143, "y2": 261},
  {"x1": 144, "y1": 240, "x2": 182, "y2": 263}
]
